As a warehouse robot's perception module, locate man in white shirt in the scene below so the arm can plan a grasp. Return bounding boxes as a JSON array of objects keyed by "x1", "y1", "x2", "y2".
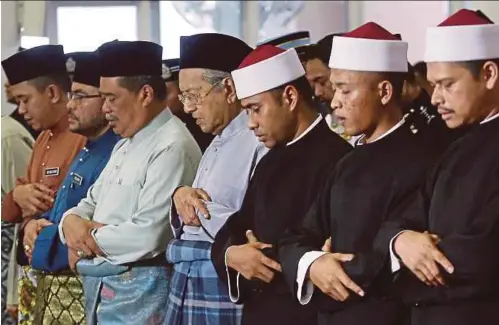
[{"x1": 59, "y1": 40, "x2": 201, "y2": 325}]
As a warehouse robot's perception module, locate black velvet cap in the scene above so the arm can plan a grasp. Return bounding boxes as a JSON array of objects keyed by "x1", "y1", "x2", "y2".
[
  {"x1": 162, "y1": 58, "x2": 180, "y2": 81},
  {"x1": 66, "y1": 52, "x2": 101, "y2": 88},
  {"x1": 1, "y1": 45, "x2": 67, "y2": 85},
  {"x1": 257, "y1": 31, "x2": 310, "y2": 49},
  {"x1": 179, "y1": 33, "x2": 253, "y2": 73},
  {"x1": 97, "y1": 40, "x2": 163, "y2": 77}
]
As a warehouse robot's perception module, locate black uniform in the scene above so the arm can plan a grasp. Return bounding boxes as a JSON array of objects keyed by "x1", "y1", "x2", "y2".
[
  {"x1": 376, "y1": 115, "x2": 499, "y2": 325},
  {"x1": 279, "y1": 119, "x2": 442, "y2": 325},
  {"x1": 211, "y1": 120, "x2": 352, "y2": 325}
]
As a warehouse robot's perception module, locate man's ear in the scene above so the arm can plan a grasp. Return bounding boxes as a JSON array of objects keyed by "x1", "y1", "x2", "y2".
[
  {"x1": 378, "y1": 80, "x2": 394, "y2": 106},
  {"x1": 47, "y1": 84, "x2": 63, "y2": 104},
  {"x1": 282, "y1": 84, "x2": 299, "y2": 112},
  {"x1": 483, "y1": 60, "x2": 498, "y2": 90},
  {"x1": 139, "y1": 84, "x2": 155, "y2": 106},
  {"x1": 224, "y1": 77, "x2": 238, "y2": 104}
]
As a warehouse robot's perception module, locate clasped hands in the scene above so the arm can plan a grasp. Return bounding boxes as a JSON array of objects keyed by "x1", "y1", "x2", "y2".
[{"x1": 62, "y1": 214, "x2": 106, "y2": 270}]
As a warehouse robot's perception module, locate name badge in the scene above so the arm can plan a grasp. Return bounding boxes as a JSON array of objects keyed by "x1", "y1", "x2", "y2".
[
  {"x1": 44, "y1": 167, "x2": 60, "y2": 177},
  {"x1": 71, "y1": 173, "x2": 83, "y2": 187}
]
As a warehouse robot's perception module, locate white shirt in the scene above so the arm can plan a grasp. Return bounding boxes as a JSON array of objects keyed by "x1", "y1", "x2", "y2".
[{"x1": 59, "y1": 109, "x2": 202, "y2": 264}]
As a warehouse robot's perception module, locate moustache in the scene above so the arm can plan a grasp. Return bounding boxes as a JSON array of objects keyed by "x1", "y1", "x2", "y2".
[{"x1": 105, "y1": 114, "x2": 118, "y2": 121}]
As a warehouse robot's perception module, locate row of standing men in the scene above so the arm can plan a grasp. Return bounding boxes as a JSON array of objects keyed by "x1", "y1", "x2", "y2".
[{"x1": 1, "y1": 7, "x2": 498, "y2": 325}]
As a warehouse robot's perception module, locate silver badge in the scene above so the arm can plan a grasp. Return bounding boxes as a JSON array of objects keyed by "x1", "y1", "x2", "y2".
[
  {"x1": 162, "y1": 63, "x2": 172, "y2": 79},
  {"x1": 66, "y1": 57, "x2": 76, "y2": 73}
]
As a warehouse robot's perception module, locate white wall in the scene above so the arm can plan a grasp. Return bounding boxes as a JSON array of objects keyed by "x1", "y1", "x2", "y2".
[
  {"x1": 466, "y1": 1, "x2": 499, "y2": 23},
  {"x1": 1, "y1": 0, "x2": 20, "y2": 115},
  {"x1": 360, "y1": 1, "x2": 449, "y2": 63}
]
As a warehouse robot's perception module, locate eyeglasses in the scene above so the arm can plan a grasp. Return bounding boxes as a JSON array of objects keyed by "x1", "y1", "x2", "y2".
[
  {"x1": 67, "y1": 92, "x2": 102, "y2": 101},
  {"x1": 178, "y1": 80, "x2": 223, "y2": 107}
]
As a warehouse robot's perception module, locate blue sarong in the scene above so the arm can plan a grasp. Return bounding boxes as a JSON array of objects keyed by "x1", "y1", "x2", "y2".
[{"x1": 164, "y1": 239, "x2": 242, "y2": 325}]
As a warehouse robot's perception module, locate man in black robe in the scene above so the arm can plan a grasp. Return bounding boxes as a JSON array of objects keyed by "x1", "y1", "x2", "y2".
[
  {"x1": 211, "y1": 45, "x2": 352, "y2": 325},
  {"x1": 278, "y1": 22, "x2": 444, "y2": 325},
  {"x1": 161, "y1": 58, "x2": 214, "y2": 152},
  {"x1": 379, "y1": 9, "x2": 499, "y2": 325}
]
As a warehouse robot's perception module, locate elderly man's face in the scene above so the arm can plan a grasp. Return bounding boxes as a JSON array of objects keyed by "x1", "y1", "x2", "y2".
[
  {"x1": 427, "y1": 61, "x2": 497, "y2": 129},
  {"x1": 178, "y1": 68, "x2": 237, "y2": 135}
]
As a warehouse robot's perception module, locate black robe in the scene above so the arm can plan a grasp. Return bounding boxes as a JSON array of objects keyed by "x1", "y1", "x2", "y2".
[
  {"x1": 403, "y1": 90, "x2": 465, "y2": 152},
  {"x1": 376, "y1": 115, "x2": 499, "y2": 325},
  {"x1": 279, "y1": 121, "x2": 442, "y2": 325},
  {"x1": 211, "y1": 120, "x2": 352, "y2": 325}
]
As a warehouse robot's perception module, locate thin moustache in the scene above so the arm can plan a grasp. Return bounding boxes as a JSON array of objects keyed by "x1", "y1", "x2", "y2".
[{"x1": 437, "y1": 107, "x2": 454, "y2": 114}]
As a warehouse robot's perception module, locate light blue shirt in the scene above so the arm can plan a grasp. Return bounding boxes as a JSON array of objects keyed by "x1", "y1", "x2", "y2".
[
  {"x1": 60, "y1": 109, "x2": 202, "y2": 264},
  {"x1": 171, "y1": 111, "x2": 268, "y2": 242}
]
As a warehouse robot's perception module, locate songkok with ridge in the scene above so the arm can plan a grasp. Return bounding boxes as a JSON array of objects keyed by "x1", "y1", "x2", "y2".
[
  {"x1": 257, "y1": 31, "x2": 311, "y2": 50},
  {"x1": 231, "y1": 45, "x2": 305, "y2": 100},
  {"x1": 97, "y1": 41, "x2": 163, "y2": 77},
  {"x1": 329, "y1": 22, "x2": 408, "y2": 72},
  {"x1": 424, "y1": 9, "x2": 499, "y2": 62},
  {"x1": 1, "y1": 45, "x2": 67, "y2": 85},
  {"x1": 161, "y1": 58, "x2": 180, "y2": 82},
  {"x1": 179, "y1": 33, "x2": 252, "y2": 73},
  {"x1": 65, "y1": 52, "x2": 101, "y2": 88}
]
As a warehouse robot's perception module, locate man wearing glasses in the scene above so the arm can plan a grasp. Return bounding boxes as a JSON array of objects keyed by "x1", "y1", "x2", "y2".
[
  {"x1": 18, "y1": 51, "x2": 120, "y2": 325},
  {"x1": 162, "y1": 58, "x2": 214, "y2": 153},
  {"x1": 1, "y1": 45, "x2": 87, "y2": 324},
  {"x1": 165, "y1": 33, "x2": 267, "y2": 325}
]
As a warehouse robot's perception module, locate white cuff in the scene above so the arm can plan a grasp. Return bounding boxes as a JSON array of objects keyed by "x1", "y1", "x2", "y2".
[
  {"x1": 390, "y1": 230, "x2": 406, "y2": 273},
  {"x1": 225, "y1": 246, "x2": 241, "y2": 303},
  {"x1": 297, "y1": 251, "x2": 327, "y2": 305},
  {"x1": 58, "y1": 210, "x2": 76, "y2": 245}
]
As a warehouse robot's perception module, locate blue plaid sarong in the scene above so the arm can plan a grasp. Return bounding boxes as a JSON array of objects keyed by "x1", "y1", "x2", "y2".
[{"x1": 164, "y1": 239, "x2": 242, "y2": 325}]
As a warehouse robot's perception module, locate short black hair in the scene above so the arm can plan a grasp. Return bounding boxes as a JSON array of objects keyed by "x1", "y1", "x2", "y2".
[
  {"x1": 413, "y1": 61, "x2": 427, "y2": 78},
  {"x1": 376, "y1": 72, "x2": 407, "y2": 101},
  {"x1": 456, "y1": 59, "x2": 499, "y2": 79},
  {"x1": 296, "y1": 44, "x2": 327, "y2": 64},
  {"x1": 118, "y1": 75, "x2": 167, "y2": 101},
  {"x1": 27, "y1": 73, "x2": 71, "y2": 93},
  {"x1": 271, "y1": 76, "x2": 315, "y2": 106}
]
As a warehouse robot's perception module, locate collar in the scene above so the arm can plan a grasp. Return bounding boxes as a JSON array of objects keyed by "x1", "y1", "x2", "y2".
[
  {"x1": 129, "y1": 108, "x2": 172, "y2": 143},
  {"x1": 85, "y1": 128, "x2": 119, "y2": 149},
  {"x1": 49, "y1": 113, "x2": 70, "y2": 135},
  {"x1": 356, "y1": 118, "x2": 406, "y2": 146},
  {"x1": 480, "y1": 111, "x2": 499, "y2": 124},
  {"x1": 217, "y1": 110, "x2": 248, "y2": 140},
  {"x1": 287, "y1": 115, "x2": 322, "y2": 146}
]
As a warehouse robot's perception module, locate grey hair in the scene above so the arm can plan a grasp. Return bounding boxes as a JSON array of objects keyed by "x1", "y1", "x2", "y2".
[{"x1": 202, "y1": 69, "x2": 231, "y2": 88}]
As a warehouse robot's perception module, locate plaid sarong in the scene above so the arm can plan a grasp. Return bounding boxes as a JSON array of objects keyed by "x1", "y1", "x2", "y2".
[{"x1": 164, "y1": 239, "x2": 242, "y2": 325}]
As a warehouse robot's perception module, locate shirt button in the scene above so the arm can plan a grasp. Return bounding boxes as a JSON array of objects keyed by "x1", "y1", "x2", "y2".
[
  {"x1": 62, "y1": 185, "x2": 66, "y2": 189},
  {"x1": 79, "y1": 158, "x2": 83, "y2": 162},
  {"x1": 49, "y1": 132, "x2": 54, "y2": 137},
  {"x1": 46, "y1": 145, "x2": 50, "y2": 150},
  {"x1": 70, "y1": 172, "x2": 74, "y2": 176},
  {"x1": 42, "y1": 162, "x2": 46, "y2": 166}
]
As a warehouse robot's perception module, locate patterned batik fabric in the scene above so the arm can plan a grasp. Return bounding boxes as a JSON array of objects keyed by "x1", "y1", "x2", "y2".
[
  {"x1": 164, "y1": 239, "x2": 243, "y2": 325},
  {"x1": 34, "y1": 272, "x2": 85, "y2": 325},
  {"x1": 1, "y1": 223, "x2": 16, "y2": 325},
  {"x1": 81, "y1": 266, "x2": 171, "y2": 325},
  {"x1": 18, "y1": 265, "x2": 38, "y2": 325}
]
